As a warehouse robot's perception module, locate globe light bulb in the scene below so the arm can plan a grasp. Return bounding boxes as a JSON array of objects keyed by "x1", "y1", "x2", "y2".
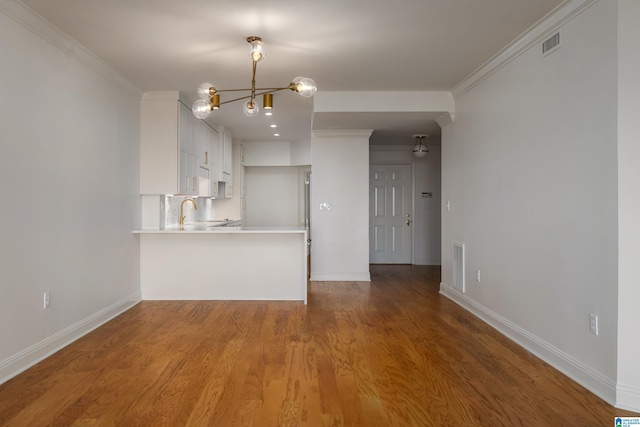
[
  {"x1": 192, "y1": 99, "x2": 212, "y2": 119},
  {"x1": 249, "y1": 39, "x2": 265, "y2": 62},
  {"x1": 413, "y1": 145, "x2": 428, "y2": 157},
  {"x1": 292, "y1": 76, "x2": 317, "y2": 98},
  {"x1": 197, "y1": 83, "x2": 215, "y2": 100},
  {"x1": 242, "y1": 100, "x2": 260, "y2": 117}
]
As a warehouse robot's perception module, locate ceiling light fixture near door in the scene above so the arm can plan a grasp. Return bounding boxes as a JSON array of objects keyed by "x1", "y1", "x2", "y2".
[
  {"x1": 412, "y1": 134, "x2": 429, "y2": 157},
  {"x1": 192, "y1": 36, "x2": 317, "y2": 119}
]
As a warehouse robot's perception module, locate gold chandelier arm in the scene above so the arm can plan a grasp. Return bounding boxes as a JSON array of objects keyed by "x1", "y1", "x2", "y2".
[
  {"x1": 217, "y1": 93, "x2": 255, "y2": 105},
  {"x1": 193, "y1": 36, "x2": 316, "y2": 119},
  {"x1": 214, "y1": 86, "x2": 290, "y2": 93},
  {"x1": 214, "y1": 88, "x2": 256, "y2": 93},
  {"x1": 212, "y1": 87, "x2": 291, "y2": 106},
  {"x1": 254, "y1": 87, "x2": 291, "y2": 95},
  {"x1": 250, "y1": 60, "x2": 257, "y2": 105}
]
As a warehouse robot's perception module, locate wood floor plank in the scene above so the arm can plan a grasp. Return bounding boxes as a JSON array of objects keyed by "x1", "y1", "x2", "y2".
[{"x1": 1, "y1": 265, "x2": 638, "y2": 426}]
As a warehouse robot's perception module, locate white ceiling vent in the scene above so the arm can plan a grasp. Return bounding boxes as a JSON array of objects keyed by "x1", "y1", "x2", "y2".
[{"x1": 542, "y1": 32, "x2": 561, "y2": 56}]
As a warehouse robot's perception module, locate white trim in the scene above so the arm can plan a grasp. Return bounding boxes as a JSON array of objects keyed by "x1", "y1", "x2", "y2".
[
  {"x1": 452, "y1": 0, "x2": 598, "y2": 97},
  {"x1": 310, "y1": 272, "x2": 371, "y2": 282},
  {"x1": 439, "y1": 281, "x2": 617, "y2": 406},
  {"x1": 435, "y1": 112, "x2": 455, "y2": 128},
  {"x1": 312, "y1": 130, "x2": 374, "y2": 139},
  {"x1": 0, "y1": 292, "x2": 141, "y2": 386},
  {"x1": 369, "y1": 144, "x2": 442, "y2": 152},
  {"x1": 616, "y1": 384, "x2": 640, "y2": 412},
  {"x1": 0, "y1": 0, "x2": 141, "y2": 96}
]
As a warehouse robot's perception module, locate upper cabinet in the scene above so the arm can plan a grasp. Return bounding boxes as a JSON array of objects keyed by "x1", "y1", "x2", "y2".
[
  {"x1": 140, "y1": 91, "x2": 220, "y2": 196},
  {"x1": 223, "y1": 130, "x2": 233, "y2": 178},
  {"x1": 216, "y1": 126, "x2": 233, "y2": 181},
  {"x1": 215, "y1": 126, "x2": 234, "y2": 198}
]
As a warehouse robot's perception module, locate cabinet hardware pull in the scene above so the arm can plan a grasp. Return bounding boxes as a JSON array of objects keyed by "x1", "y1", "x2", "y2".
[
  {"x1": 406, "y1": 219, "x2": 412, "y2": 226},
  {"x1": 205, "y1": 151, "x2": 208, "y2": 164},
  {"x1": 193, "y1": 177, "x2": 197, "y2": 191}
]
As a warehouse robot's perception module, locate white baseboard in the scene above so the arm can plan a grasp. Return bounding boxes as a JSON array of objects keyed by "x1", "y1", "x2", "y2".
[
  {"x1": 0, "y1": 292, "x2": 141, "y2": 386},
  {"x1": 616, "y1": 384, "x2": 640, "y2": 412},
  {"x1": 310, "y1": 272, "x2": 371, "y2": 282},
  {"x1": 439, "y1": 281, "x2": 620, "y2": 408}
]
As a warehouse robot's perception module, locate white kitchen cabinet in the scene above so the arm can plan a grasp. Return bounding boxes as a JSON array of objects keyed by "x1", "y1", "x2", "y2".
[
  {"x1": 205, "y1": 124, "x2": 220, "y2": 197},
  {"x1": 223, "y1": 130, "x2": 233, "y2": 178},
  {"x1": 216, "y1": 126, "x2": 233, "y2": 181},
  {"x1": 140, "y1": 91, "x2": 218, "y2": 196},
  {"x1": 179, "y1": 151, "x2": 198, "y2": 195},
  {"x1": 178, "y1": 102, "x2": 198, "y2": 196},
  {"x1": 212, "y1": 126, "x2": 233, "y2": 198}
]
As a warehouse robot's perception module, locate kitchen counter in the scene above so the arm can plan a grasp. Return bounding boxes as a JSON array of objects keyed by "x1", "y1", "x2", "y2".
[
  {"x1": 134, "y1": 225, "x2": 307, "y2": 234},
  {"x1": 135, "y1": 226, "x2": 308, "y2": 303}
]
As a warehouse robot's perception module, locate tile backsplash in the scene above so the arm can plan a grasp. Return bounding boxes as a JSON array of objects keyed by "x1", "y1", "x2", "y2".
[{"x1": 161, "y1": 195, "x2": 216, "y2": 228}]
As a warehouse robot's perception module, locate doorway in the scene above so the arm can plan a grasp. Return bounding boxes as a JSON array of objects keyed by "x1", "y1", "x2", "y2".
[{"x1": 369, "y1": 164, "x2": 413, "y2": 264}]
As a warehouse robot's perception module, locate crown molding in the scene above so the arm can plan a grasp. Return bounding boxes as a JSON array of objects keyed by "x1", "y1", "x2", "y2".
[
  {"x1": 370, "y1": 144, "x2": 441, "y2": 152},
  {"x1": 436, "y1": 112, "x2": 455, "y2": 128},
  {"x1": 312, "y1": 129, "x2": 374, "y2": 139},
  {"x1": 0, "y1": 0, "x2": 142, "y2": 96},
  {"x1": 451, "y1": 0, "x2": 598, "y2": 98}
]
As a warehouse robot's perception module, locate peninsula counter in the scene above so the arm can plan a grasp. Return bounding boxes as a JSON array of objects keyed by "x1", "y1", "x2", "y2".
[{"x1": 134, "y1": 227, "x2": 308, "y2": 303}]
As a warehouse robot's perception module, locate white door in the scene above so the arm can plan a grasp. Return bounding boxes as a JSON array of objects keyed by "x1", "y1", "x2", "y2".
[{"x1": 370, "y1": 164, "x2": 413, "y2": 264}]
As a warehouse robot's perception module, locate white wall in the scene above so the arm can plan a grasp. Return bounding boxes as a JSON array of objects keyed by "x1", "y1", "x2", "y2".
[
  {"x1": 311, "y1": 130, "x2": 371, "y2": 281},
  {"x1": 243, "y1": 139, "x2": 311, "y2": 166},
  {"x1": 245, "y1": 167, "x2": 305, "y2": 227},
  {"x1": 441, "y1": 0, "x2": 621, "y2": 404},
  {"x1": 370, "y1": 146, "x2": 441, "y2": 265},
  {"x1": 616, "y1": 0, "x2": 640, "y2": 410},
  {"x1": 0, "y1": 3, "x2": 141, "y2": 383}
]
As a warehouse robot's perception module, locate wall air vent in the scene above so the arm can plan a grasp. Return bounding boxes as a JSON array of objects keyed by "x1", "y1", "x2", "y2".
[
  {"x1": 542, "y1": 32, "x2": 561, "y2": 56},
  {"x1": 452, "y1": 242, "x2": 465, "y2": 293}
]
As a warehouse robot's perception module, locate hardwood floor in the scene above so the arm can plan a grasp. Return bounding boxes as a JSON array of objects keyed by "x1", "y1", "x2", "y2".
[{"x1": 0, "y1": 265, "x2": 637, "y2": 426}]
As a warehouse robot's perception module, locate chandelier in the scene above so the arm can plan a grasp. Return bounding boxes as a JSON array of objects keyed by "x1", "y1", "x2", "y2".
[
  {"x1": 192, "y1": 36, "x2": 317, "y2": 119},
  {"x1": 412, "y1": 134, "x2": 429, "y2": 157}
]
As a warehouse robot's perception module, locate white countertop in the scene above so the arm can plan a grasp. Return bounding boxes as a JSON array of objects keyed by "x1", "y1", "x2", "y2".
[{"x1": 133, "y1": 225, "x2": 307, "y2": 234}]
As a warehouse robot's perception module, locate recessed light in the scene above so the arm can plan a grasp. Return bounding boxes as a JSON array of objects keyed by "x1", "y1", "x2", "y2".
[
  {"x1": 265, "y1": 112, "x2": 273, "y2": 116},
  {"x1": 274, "y1": 133, "x2": 280, "y2": 137},
  {"x1": 270, "y1": 124, "x2": 277, "y2": 128}
]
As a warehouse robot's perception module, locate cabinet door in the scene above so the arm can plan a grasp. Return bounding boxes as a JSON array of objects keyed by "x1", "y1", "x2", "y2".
[
  {"x1": 179, "y1": 151, "x2": 198, "y2": 195},
  {"x1": 178, "y1": 103, "x2": 194, "y2": 194},
  {"x1": 241, "y1": 165, "x2": 246, "y2": 198},
  {"x1": 209, "y1": 164, "x2": 219, "y2": 197},
  {"x1": 178, "y1": 102, "x2": 192, "y2": 155},
  {"x1": 207, "y1": 125, "x2": 220, "y2": 180},
  {"x1": 198, "y1": 165, "x2": 210, "y2": 197},
  {"x1": 223, "y1": 131, "x2": 233, "y2": 176},
  {"x1": 179, "y1": 149, "x2": 190, "y2": 194},
  {"x1": 194, "y1": 118, "x2": 210, "y2": 169}
]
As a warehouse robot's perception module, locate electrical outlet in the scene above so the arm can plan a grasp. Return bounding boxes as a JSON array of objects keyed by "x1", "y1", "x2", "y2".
[
  {"x1": 43, "y1": 291, "x2": 50, "y2": 309},
  {"x1": 589, "y1": 313, "x2": 598, "y2": 336},
  {"x1": 476, "y1": 270, "x2": 481, "y2": 282}
]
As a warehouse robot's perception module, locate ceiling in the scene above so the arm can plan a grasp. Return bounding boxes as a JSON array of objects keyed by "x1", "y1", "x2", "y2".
[{"x1": 20, "y1": 0, "x2": 565, "y2": 145}]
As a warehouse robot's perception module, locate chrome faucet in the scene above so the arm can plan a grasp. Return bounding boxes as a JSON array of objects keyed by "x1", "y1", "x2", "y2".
[{"x1": 179, "y1": 198, "x2": 197, "y2": 226}]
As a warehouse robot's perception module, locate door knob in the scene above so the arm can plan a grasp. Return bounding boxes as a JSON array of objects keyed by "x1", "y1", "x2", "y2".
[{"x1": 406, "y1": 219, "x2": 412, "y2": 226}]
